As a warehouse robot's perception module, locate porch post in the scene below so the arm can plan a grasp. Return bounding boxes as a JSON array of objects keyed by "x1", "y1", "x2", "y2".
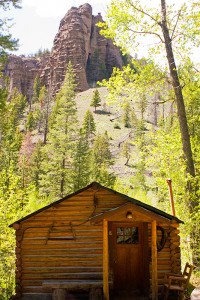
[
  {"x1": 152, "y1": 220, "x2": 158, "y2": 300},
  {"x1": 103, "y1": 219, "x2": 109, "y2": 300}
]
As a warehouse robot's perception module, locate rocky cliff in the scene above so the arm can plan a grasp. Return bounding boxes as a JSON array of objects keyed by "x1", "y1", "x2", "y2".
[{"x1": 1, "y1": 3, "x2": 123, "y2": 100}]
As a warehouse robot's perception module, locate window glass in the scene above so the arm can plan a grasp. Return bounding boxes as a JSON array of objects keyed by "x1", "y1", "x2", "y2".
[{"x1": 117, "y1": 226, "x2": 139, "y2": 244}]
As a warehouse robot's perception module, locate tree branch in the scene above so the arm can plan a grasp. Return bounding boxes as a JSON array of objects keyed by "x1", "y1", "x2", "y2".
[
  {"x1": 170, "y1": 10, "x2": 181, "y2": 40},
  {"x1": 128, "y1": 1, "x2": 159, "y2": 24},
  {"x1": 127, "y1": 26, "x2": 164, "y2": 43}
]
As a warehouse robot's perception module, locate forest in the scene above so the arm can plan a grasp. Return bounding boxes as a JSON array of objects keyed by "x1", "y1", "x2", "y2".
[{"x1": 0, "y1": 0, "x2": 200, "y2": 299}]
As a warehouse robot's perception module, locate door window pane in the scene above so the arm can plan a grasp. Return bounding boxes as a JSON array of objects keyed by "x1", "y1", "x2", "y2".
[{"x1": 117, "y1": 226, "x2": 139, "y2": 244}]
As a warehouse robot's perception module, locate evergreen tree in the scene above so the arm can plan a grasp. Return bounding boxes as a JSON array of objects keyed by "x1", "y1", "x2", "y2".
[
  {"x1": 90, "y1": 88, "x2": 101, "y2": 112},
  {"x1": 29, "y1": 140, "x2": 44, "y2": 190},
  {"x1": 123, "y1": 102, "x2": 131, "y2": 128},
  {"x1": 82, "y1": 109, "x2": 96, "y2": 138},
  {"x1": 0, "y1": 88, "x2": 26, "y2": 173},
  {"x1": 25, "y1": 111, "x2": 35, "y2": 131},
  {"x1": 0, "y1": 0, "x2": 21, "y2": 63},
  {"x1": 72, "y1": 129, "x2": 91, "y2": 191},
  {"x1": 30, "y1": 75, "x2": 41, "y2": 110},
  {"x1": 39, "y1": 62, "x2": 79, "y2": 199},
  {"x1": 91, "y1": 132, "x2": 115, "y2": 186},
  {"x1": 122, "y1": 141, "x2": 131, "y2": 166}
]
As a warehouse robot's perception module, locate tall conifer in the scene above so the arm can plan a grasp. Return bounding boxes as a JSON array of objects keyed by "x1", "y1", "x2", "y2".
[{"x1": 40, "y1": 62, "x2": 79, "y2": 199}]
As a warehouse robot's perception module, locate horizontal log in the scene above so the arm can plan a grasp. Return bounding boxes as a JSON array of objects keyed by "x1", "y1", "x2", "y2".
[
  {"x1": 22, "y1": 286, "x2": 46, "y2": 293},
  {"x1": 22, "y1": 266, "x2": 102, "y2": 274},
  {"x1": 23, "y1": 230, "x2": 102, "y2": 238},
  {"x1": 156, "y1": 260, "x2": 172, "y2": 265},
  {"x1": 21, "y1": 248, "x2": 102, "y2": 256},
  {"x1": 21, "y1": 239, "x2": 103, "y2": 245},
  {"x1": 42, "y1": 279, "x2": 103, "y2": 290},
  {"x1": 149, "y1": 265, "x2": 171, "y2": 271},
  {"x1": 169, "y1": 229, "x2": 180, "y2": 234},
  {"x1": 22, "y1": 254, "x2": 102, "y2": 262},
  {"x1": 22, "y1": 260, "x2": 102, "y2": 267},
  {"x1": 170, "y1": 244, "x2": 180, "y2": 250},
  {"x1": 22, "y1": 237, "x2": 102, "y2": 244},
  {"x1": 21, "y1": 272, "x2": 103, "y2": 280},
  {"x1": 20, "y1": 224, "x2": 101, "y2": 232}
]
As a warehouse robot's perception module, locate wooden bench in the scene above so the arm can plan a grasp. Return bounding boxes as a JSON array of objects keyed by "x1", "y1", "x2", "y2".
[{"x1": 42, "y1": 280, "x2": 103, "y2": 300}]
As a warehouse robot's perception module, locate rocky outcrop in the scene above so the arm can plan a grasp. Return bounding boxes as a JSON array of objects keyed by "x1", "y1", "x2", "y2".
[
  {"x1": 41, "y1": 3, "x2": 123, "y2": 94},
  {"x1": 1, "y1": 3, "x2": 123, "y2": 99},
  {"x1": 0, "y1": 55, "x2": 40, "y2": 100}
]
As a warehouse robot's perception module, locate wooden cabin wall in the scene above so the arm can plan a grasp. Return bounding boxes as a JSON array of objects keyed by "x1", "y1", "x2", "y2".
[
  {"x1": 148, "y1": 223, "x2": 181, "y2": 294},
  {"x1": 15, "y1": 188, "x2": 127, "y2": 296},
  {"x1": 14, "y1": 186, "x2": 182, "y2": 298}
]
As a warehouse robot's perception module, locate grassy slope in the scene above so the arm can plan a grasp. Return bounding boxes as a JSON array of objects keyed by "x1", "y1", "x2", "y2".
[{"x1": 75, "y1": 87, "x2": 139, "y2": 180}]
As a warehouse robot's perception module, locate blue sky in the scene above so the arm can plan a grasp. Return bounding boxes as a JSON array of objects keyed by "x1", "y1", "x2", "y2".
[{"x1": 5, "y1": 0, "x2": 111, "y2": 55}]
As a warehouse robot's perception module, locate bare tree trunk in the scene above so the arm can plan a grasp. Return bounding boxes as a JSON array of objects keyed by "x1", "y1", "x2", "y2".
[{"x1": 160, "y1": 0, "x2": 195, "y2": 179}]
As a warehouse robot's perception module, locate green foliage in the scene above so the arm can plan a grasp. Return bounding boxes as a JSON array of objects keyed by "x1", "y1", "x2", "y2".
[
  {"x1": 123, "y1": 102, "x2": 131, "y2": 128},
  {"x1": 32, "y1": 48, "x2": 50, "y2": 58},
  {"x1": 91, "y1": 132, "x2": 115, "y2": 187},
  {"x1": 0, "y1": 0, "x2": 21, "y2": 63},
  {"x1": 39, "y1": 62, "x2": 79, "y2": 199},
  {"x1": 0, "y1": 164, "x2": 36, "y2": 299},
  {"x1": 122, "y1": 141, "x2": 131, "y2": 166},
  {"x1": 29, "y1": 140, "x2": 43, "y2": 189},
  {"x1": 99, "y1": 0, "x2": 200, "y2": 59},
  {"x1": 72, "y1": 129, "x2": 91, "y2": 191},
  {"x1": 31, "y1": 75, "x2": 41, "y2": 106},
  {"x1": 90, "y1": 88, "x2": 101, "y2": 112},
  {"x1": 25, "y1": 111, "x2": 35, "y2": 131},
  {"x1": 82, "y1": 109, "x2": 96, "y2": 138},
  {"x1": 99, "y1": 0, "x2": 200, "y2": 266},
  {"x1": 0, "y1": 89, "x2": 26, "y2": 172}
]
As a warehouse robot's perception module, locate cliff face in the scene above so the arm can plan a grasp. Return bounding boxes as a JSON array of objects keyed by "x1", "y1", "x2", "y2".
[
  {"x1": 1, "y1": 3, "x2": 123, "y2": 99},
  {"x1": 1, "y1": 55, "x2": 40, "y2": 99},
  {"x1": 40, "y1": 3, "x2": 123, "y2": 93}
]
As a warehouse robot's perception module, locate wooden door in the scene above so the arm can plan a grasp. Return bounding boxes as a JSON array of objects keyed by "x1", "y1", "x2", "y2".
[{"x1": 111, "y1": 222, "x2": 149, "y2": 296}]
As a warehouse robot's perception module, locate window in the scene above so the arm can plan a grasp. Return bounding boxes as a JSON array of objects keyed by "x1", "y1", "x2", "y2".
[{"x1": 117, "y1": 226, "x2": 139, "y2": 244}]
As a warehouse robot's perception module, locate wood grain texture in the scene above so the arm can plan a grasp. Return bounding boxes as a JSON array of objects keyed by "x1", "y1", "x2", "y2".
[{"x1": 13, "y1": 186, "x2": 181, "y2": 298}]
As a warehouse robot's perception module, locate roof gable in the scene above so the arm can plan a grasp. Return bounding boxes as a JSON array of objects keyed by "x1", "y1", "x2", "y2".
[{"x1": 9, "y1": 182, "x2": 183, "y2": 227}]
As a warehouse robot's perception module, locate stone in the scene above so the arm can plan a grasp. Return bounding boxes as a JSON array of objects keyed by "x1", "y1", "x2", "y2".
[
  {"x1": 1, "y1": 4, "x2": 123, "y2": 100},
  {"x1": 191, "y1": 287, "x2": 200, "y2": 300},
  {"x1": 40, "y1": 3, "x2": 123, "y2": 94}
]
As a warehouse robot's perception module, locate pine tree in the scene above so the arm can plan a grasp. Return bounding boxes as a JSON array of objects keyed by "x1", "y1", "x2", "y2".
[
  {"x1": 39, "y1": 62, "x2": 79, "y2": 199},
  {"x1": 82, "y1": 109, "x2": 96, "y2": 138},
  {"x1": 0, "y1": 88, "x2": 26, "y2": 173},
  {"x1": 123, "y1": 102, "x2": 131, "y2": 128},
  {"x1": 29, "y1": 140, "x2": 44, "y2": 190},
  {"x1": 0, "y1": 0, "x2": 21, "y2": 64},
  {"x1": 91, "y1": 132, "x2": 115, "y2": 186},
  {"x1": 37, "y1": 85, "x2": 50, "y2": 141},
  {"x1": 90, "y1": 88, "x2": 101, "y2": 112},
  {"x1": 30, "y1": 75, "x2": 41, "y2": 110},
  {"x1": 122, "y1": 141, "x2": 131, "y2": 166},
  {"x1": 26, "y1": 111, "x2": 35, "y2": 131},
  {"x1": 72, "y1": 129, "x2": 91, "y2": 191}
]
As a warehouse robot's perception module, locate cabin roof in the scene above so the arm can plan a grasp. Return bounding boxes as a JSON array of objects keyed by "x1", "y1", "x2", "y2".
[{"x1": 9, "y1": 182, "x2": 183, "y2": 227}]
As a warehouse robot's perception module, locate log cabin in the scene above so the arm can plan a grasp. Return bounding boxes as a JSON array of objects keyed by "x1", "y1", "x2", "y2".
[{"x1": 10, "y1": 182, "x2": 183, "y2": 300}]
